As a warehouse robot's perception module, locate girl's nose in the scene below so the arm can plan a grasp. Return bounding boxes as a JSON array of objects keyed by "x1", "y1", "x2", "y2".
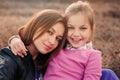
[{"x1": 72, "y1": 30, "x2": 80, "y2": 37}]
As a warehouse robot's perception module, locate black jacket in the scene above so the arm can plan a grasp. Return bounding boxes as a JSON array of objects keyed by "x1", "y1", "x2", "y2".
[{"x1": 0, "y1": 47, "x2": 35, "y2": 80}]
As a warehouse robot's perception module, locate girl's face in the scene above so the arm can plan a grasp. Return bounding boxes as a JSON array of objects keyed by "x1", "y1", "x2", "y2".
[
  {"x1": 33, "y1": 22, "x2": 65, "y2": 54},
  {"x1": 67, "y1": 12, "x2": 93, "y2": 48}
]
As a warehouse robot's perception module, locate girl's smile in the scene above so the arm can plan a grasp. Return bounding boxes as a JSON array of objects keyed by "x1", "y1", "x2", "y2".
[{"x1": 67, "y1": 12, "x2": 93, "y2": 48}]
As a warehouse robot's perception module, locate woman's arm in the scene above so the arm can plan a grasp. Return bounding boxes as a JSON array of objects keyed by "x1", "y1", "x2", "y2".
[{"x1": 8, "y1": 35, "x2": 27, "y2": 57}]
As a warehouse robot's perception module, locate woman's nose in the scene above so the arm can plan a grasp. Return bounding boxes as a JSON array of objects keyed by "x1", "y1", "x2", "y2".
[{"x1": 48, "y1": 36, "x2": 56, "y2": 45}]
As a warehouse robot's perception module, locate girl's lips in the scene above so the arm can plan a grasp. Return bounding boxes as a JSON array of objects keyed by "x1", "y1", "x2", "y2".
[
  {"x1": 71, "y1": 38, "x2": 82, "y2": 43},
  {"x1": 70, "y1": 39, "x2": 85, "y2": 45},
  {"x1": 71, "y1": 40, "x2": 80, "y2": 44},
  {"x1": 71, "y1": 37, "x2": 81, "y2": 40}
]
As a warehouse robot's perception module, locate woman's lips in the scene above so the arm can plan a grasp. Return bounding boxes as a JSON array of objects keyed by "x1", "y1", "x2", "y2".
[{"x1": 44, "y1": 44, "x2": 52, "y2": 51}]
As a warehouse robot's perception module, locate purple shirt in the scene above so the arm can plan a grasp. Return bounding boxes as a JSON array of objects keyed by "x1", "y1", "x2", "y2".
[{"x1": 44, "y1": 49, "x2": 102, "y2": 80}]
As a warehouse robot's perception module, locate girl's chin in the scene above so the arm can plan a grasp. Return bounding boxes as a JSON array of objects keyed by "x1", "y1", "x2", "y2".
[
  {"x1": 72, "y1": 43, "x2": 85, "y2": 48},
  {"x1": 72, "y1": 45, "x2": 81, "y2": 48}
]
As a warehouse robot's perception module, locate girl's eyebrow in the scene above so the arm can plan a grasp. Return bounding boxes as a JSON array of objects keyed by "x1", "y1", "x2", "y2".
[{"x1": 80, "y1": 24, "x2": 88, "y2": 27}]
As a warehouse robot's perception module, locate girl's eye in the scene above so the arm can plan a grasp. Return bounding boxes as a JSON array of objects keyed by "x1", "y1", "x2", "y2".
[
  {"x1": 47, "y1": 30, "x2": 53, "y2": 35},
  {"x1": 80, "y1": 27, "x2": 87, "y2": 31}
]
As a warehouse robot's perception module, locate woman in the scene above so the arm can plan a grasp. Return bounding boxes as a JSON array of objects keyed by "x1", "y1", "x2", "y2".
[{"x1": 0, "y1": 9, "x2": 67, "y2": 80}]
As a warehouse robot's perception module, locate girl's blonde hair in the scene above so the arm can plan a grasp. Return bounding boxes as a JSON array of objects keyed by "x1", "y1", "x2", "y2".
[{"x1": 65, "y1": 1, "x2": 95, "y2": 30}]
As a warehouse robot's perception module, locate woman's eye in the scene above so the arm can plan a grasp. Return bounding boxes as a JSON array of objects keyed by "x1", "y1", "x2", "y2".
[
  {"x1": 68, "y1": 27, "x2": 74, "y2": 30},
  {"x1": 47, "y1": 30, "x2": 53, "y2": 35},
  {"x1": 56, "y1": 37, "x2": 62, "y2": 42}
]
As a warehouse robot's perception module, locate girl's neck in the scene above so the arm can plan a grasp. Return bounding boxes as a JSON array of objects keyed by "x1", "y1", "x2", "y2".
[
  {"x1": 66, "y1": 41, "x2": 93, "y2": 50},
  {"x1": 26, "y1": 43, "x2": 39, "y2": 60}
]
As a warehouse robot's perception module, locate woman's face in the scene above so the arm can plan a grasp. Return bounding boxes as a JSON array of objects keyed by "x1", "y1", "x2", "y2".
[
  {"x1": 33, "y1": 22, "x2": 65, "y2": 54},
  {"x1": 67, "y1": 12, "x2": 93, "y2": 48}
]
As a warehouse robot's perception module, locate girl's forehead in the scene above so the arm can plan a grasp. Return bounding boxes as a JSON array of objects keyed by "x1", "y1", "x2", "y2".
[
  {"x1": 70, "y1": 12, "x2": 87, "y2": 17},
  {"x1": 68, "y1": 13, "x2": 89, "y2": 23}
]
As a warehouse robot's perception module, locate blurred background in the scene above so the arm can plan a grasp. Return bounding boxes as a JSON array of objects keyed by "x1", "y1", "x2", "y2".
[{"x1": 0, "y1": 0, "x2": 120, "y2": 78}]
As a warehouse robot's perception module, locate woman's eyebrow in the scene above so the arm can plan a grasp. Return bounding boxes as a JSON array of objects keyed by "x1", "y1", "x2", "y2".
[
  {"x1": 51, "y1": 27, "x2": 63, "y2": 37},
  {"x1": 51, "y1": 28, "x2": 55, "y2": 32}
]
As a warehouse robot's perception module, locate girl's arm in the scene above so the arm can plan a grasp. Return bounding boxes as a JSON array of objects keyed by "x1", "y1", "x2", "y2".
[
  {"x1": 83, "y1": 50, "x2": 102, "y2": 80},
  {"x1": 8, "y1": 35, "x2": 27, "y2": 57}
]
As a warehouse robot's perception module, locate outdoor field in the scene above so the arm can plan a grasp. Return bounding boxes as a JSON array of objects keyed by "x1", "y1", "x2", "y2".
[{"x1": 0, "y1": 0, "x2": 120, "y2": 78}]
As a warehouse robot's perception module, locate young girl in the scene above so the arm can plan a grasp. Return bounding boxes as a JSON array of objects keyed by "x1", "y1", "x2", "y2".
[
  {"x1": 0, "y1": 9, "x2": 67, "y2": 80},
  {"x1": 8, "y1": 1, "x2": 119, "y2": 80},
  {"x1": 44, "y1": 1, "x2": 102, "y2": 80}
]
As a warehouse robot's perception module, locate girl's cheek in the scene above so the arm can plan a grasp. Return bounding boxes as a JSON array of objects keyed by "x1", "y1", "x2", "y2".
[{"x1": 84, "y1": 37, "x2": 89, "y2": 42}]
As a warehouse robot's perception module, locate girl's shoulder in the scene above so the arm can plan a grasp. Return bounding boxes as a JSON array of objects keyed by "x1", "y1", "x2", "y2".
[
  {"x1": 59, "y1": 48, "x2": 101, "y2": 59},
  {"x1": 61, "y1": 48, "x2": 101, "y2": 54},
  {"x1": 88, "y1": 49, "x2": 102, "y2": 54},
  {"x1": 87, "y1": 49, "x2": 102, "y2": 61}
]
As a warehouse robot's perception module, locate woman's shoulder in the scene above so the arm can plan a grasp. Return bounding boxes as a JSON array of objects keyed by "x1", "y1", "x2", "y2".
[
  {"x1": 0, "y1": 47, "x2": 23, "y2": 79},
  {"x1": 0, "y1": 47, "x2": 23, "y2": 67}
]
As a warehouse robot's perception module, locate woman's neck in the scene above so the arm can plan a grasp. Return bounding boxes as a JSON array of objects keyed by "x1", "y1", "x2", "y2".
[{"x1": 26, "y1": 43, "x2": 39, "y2": 60}]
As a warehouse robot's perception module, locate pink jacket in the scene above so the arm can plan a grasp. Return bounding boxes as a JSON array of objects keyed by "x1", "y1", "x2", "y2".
[{"x1": 44, "y1": 48, "x2": 102, "y2": 80}]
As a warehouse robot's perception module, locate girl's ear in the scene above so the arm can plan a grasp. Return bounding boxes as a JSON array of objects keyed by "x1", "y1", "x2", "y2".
[
  {"x1": 93, "y1": 24, "x2": 96, "y2": 32},
  {"x1": 91, "y1": 24, "x2": 96, "y2": 40}
]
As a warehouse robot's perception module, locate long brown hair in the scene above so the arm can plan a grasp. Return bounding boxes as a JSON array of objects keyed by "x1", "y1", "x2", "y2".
[{"x1": 18, "y1": 9, "x2": 68, "y2": 73}]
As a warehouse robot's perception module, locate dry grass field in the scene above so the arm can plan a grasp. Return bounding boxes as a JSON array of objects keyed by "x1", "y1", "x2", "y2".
[{"x1": 0, "y1": 0, "x2": 120, "y2": 78}]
